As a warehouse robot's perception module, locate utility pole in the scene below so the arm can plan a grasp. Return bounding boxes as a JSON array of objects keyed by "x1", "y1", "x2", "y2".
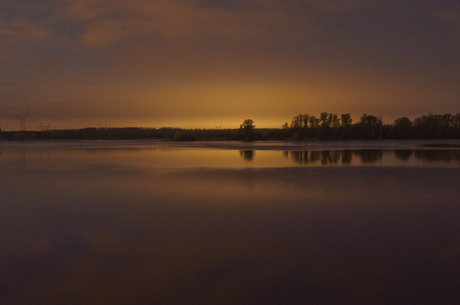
[
  {"x1": 1, "y1": 108, "x2": 32, "y2": 139},
  {"x1": 39, "y1": 122, "x2": 51, "y2": 131},
  {"x1": 16, "y1": 109, "x2": 31, "y2": 132}
]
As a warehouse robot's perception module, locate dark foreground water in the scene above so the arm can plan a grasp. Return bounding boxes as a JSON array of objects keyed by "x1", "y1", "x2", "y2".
[{"x1": 1, "y1": 141, "x2": 460, "y2": 304}]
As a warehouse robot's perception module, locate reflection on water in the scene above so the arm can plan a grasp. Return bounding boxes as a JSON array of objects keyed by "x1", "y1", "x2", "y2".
[
  {"x1": 2, "y1": 144, "x2": 460, "y2": 168},
  {"x1": 239, "y1": 150, "x2": 254, "y2": 161},
  {"x1": 286, "y1": 149, "x2": 460, "y2": 166},
  {"x1": 414, "y1": 149, "x2": 460, "y2": 162},
  {"x1": 1, "y1": 142, "x2": 460, "y2": 304},
  {"x1": 289, "y1": 150, "x2": 345, "y2": 165},
  {"x1": 395, "y1": 149, "x2": 413, "y2": 160}
]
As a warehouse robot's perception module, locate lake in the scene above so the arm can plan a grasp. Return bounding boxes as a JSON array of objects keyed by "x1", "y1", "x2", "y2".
[{"x1": 1, "y1": 140, "x2": 460, "y2": 304}]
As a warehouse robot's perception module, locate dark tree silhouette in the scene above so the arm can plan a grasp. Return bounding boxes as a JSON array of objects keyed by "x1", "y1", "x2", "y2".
[
  {"x1": 454, "y1": 113, "x2": 460, "y2": 129},
  {"x1": 240, "y1": 119, "x2": 255, "y2": 141},
  {"x1": 340, "y1": 113, "x2": 352, "y2": 127},
  {"x1": 393, "y1": 117, "x2": 413, "y2": 139},
  {"x1": 320, "y1": 112, "x2": 329, "y2": 127},
  {"x1": 240, "y1": 119, "x2": 255, "y2": 131},
  {"x1": 359, "y1": 114, "x2": 381, "y2": 139},
  {"x1": 309, "y1": 115, "x2": 319, "y2": 128}
]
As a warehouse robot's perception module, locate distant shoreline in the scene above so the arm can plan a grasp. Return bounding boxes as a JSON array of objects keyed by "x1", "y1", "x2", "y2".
[
  {"x1": 1, "y1": 127, "x2": 460, "y2": 142},
  {"x1": 2, "y1": 113, "x2": 460, "y2": 141}
]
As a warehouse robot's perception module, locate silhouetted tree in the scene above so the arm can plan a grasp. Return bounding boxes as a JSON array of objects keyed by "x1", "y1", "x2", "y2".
[
  {"x1": 340, "y1": 113, "x2": 352, "y2": 127},
  {"x1": 320, "y1": 112, "x2": 329, "y2": 127},
  {"x1": 359, "y1": 114, "x2": 380, "y2": 139},
  {"x1": 240, "y1": 119, "x2": 255, "y2": 141},
  {"x1": 332, "y1": 114, "x2": 340, "y2": 128},
  {"x1": 309, "y1": 115, "x2": 320, "y2": 128},
  {"x1": 454, "y1": 113, "x2": 460, "y2": 129},
  {"x1": 393, "y1": 117, "x2": 413, "y2": 139},
  {"x1": 240, "y1": 119, "x2": 255, "y2": 130},
  {"x1": 414, "y1": 113, "x2": 444, "y2": 138},
  {"x1": 302, "y1": 114, "x2": 310, "y2": 128},
  {"x1": 326, "y1": 113, "x2": 333, "y2": 127},
  {"x1": 291, "y1": 114, "x2": 303, "y2": 131}
]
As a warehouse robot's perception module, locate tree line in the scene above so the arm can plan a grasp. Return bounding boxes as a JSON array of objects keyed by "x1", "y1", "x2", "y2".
[
  {"x1": 1, "y1": 112, "x2": 460, "y2": 141},
  {"x1": 280, "y1": 112, "x2": 460, "y2": 140}
]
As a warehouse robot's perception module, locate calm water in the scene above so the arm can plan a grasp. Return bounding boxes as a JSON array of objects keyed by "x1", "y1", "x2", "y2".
[{"x1": 1, "y1": 140, "x2": 460, "y2": 304}]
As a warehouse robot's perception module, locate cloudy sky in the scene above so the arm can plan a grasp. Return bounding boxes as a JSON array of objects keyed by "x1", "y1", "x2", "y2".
[{"x1": 1, "y1": 0, "x2": 459, "y2": 130}]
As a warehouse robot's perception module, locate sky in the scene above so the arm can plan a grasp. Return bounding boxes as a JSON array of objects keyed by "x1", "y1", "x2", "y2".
[{"x1": 1, "y1": 0, "x2": 460, "y2": 130}]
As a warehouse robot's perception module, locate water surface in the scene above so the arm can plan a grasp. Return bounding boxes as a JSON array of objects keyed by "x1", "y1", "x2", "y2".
[{"x1": 1, "y1": 140, "x2": 460, "y2": 304}]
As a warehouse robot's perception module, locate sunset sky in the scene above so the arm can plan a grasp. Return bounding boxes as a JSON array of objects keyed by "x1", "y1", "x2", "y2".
[{"x1": 1, "y1": 0, "x2": 459, "y2": 130}]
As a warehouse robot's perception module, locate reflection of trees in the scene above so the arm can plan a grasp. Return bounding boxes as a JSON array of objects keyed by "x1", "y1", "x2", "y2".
[
  {"x1": 394, "y1": 150, "x2": 413, "y2": 161},
  {"x1": 413, "y1": 150, "x2": 460, "y2": 162},
  {"x1": 392, "y1": 150, "x2": 460, "y2": 162},
  {"x1": 309, "y1": 151, "x2": 320, "y2": 163},
  {"x1": 291, "y1": 151, "x2": 309, "y2": 164},
  {"x1": 289, "y1": 150, "x2": 388, "y2": 165},
  {"x1": 341, "y1": 150, "x2": 352, "y2": 164},
  {"x1": 287, "y1": 149, "x2": 460, "y2": 165},
  {"x1": 321, "y1": 150, "x2": 341, "y2": 165},
  {"x1": 239, "y1": 150, "x2": 255, "y2": 161},
  {"x1": 290, "y1": 150, "x2": 343, "y2": 165},
  {"x1": 355, "y1": 150, "x2": 384, "y2": 164}
]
